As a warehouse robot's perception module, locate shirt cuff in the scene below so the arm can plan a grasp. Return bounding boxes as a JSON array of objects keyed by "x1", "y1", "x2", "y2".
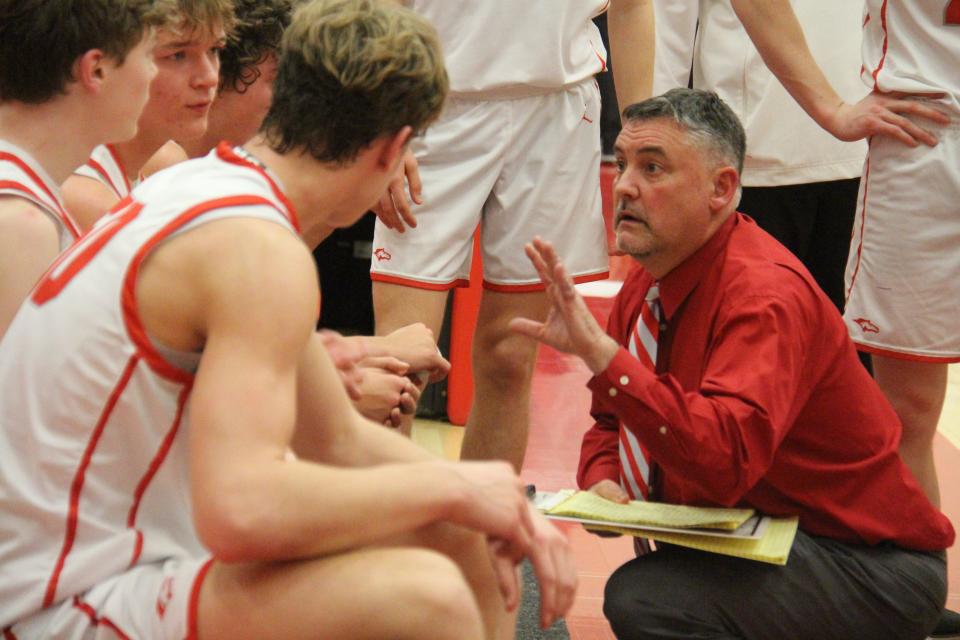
[{"x1": 587, "y1": 346, "x2": 658, "y2": 409}]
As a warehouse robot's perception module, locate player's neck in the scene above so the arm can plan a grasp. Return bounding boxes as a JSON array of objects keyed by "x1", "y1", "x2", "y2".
[
  {"x1": 112, "y1": 130, "x2": 177, "y2": 182},
  {"x1": 0, "y1": 101, "x2": 102, "y2": 184},
  {"x1": 242, "y1": 137, "x2": 360, "y2": 248}
]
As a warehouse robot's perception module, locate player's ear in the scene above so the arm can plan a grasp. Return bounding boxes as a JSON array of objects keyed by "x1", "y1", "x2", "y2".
[
  {"x1": 73, "y1": 49, "x2": 107, "y2": 93},
  {"x1": 377, "y1": 125, "x2": 413, "y2": 171}
]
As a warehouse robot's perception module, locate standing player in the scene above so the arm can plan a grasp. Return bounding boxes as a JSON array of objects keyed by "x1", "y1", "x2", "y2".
[
  {"x1": 62, "y1": 0, "x2": 234, "y2": 232},
  {"x1": 371, "y1": 0, "x2": 655, "y2": 468},
  {"x1": 0, "y1": 0, "x2": 171, "y2": 338},
  {"x1": 0, "y1": 1, "x2": 575, "y2": 638}
]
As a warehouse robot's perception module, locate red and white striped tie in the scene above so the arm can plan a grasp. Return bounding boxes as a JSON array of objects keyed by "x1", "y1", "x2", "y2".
[{"x1": 619, "y1": 283, "x2": 660, "y2": 501}]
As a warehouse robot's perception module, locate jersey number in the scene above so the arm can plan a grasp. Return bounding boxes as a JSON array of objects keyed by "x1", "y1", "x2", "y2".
[
  {"x1": 948, "y1": 0, "x2": 960, "y2": 24},
  {"x1": 32, "y1": 198, "x2": 142, "y2": 305}
]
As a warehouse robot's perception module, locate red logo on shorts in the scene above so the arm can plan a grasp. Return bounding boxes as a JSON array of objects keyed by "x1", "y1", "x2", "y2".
[
  {"x1": 374, "y1": 247, "x2": 392, "y2": 262},
  {"x1": 853, "y1": 318, "x2": 880, "y2": 334},
  {"x1": 156, "y1": 576, "x2": 174, "y2": 619}
]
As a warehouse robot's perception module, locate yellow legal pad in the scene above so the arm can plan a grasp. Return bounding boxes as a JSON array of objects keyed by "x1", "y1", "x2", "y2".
[{"x1": 541, "y1": 490, "x2": 799, "y2": 566}]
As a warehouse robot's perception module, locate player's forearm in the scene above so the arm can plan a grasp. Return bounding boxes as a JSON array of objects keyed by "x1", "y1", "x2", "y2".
[
  {"x1": 730, "y1": 0, "x2": 844, "y2": 134},
  {"x1": 609, "y1": 0, "x2": 655, "y2": 109},
  {"x1": 193, "y1": 458, "x2": 467, "y2": 562}
]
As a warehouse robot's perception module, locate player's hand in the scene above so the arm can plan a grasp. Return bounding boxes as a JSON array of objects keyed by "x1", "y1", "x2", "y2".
[
  {"x1": 442, "y1": 460, "x2": 535, "y2": 554},
  {"x1": 523, "y1": 507, "x2": 577, "y2": 629},
  {"x1": 318, "y1": 330, "x2": 366, "y2": 401},
  {"x1": 509, "y1": 237, "x2": 620, "y2": 373},
  {"x1": 372, "y1": 149, "x2": 422, "y2": 233},
  {"x1": 380, "y1": 323, "x2": 451, "y2": 382},
  {"x1": 352, "y1": 363, "x2": 418, "y2": 428},
  {"x1": 826, "y1": 91, "x2": 950, "y2": 147}
]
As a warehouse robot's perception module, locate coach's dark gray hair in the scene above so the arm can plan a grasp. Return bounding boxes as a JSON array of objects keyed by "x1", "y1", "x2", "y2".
[{"x1": 621, "y1": 89, "x2": 746, "y2": 174}]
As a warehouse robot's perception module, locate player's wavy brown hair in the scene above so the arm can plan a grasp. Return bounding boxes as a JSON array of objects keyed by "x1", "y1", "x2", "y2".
[
  {"x1": 219, "y1": 0, "x2": 292, "y2": 94},
  {"x1": 0, "y1": 0, "x2": 175, "y2": 103},
  {"x1": 262, "y1": 0, "x2": 448, "y2": 165},
  {"x1": 169, "y1": 0, "x2": 237, "y2": 46}
]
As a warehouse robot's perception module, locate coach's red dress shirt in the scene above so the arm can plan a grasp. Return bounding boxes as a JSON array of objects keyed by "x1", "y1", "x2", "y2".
[{"x1": 579, "y1": 213, "x2": 954, "y2": 550}]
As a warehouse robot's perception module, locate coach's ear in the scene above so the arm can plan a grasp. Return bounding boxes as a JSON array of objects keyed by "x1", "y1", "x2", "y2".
[{"x1": 377, "y1": 125, "x2": 413, "y2": 172}]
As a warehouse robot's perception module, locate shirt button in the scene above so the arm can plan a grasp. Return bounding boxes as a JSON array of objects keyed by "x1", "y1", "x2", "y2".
[
  {"x1": 659, "y1": 426, "x2": 667, "y2": 435},
  {"x1": 619, "y1": 375, "x2": 629, "y2": 385},
  {"x1": 608, "y1": 387, "x2": 618, "y2": 397}
]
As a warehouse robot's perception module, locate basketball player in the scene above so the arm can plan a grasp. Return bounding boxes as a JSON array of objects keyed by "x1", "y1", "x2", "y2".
[
  {"x1": 0, "y1": 0, "x2": 173, "y2": 338},
  {"x1": 137, "y1": 0, "x2": 449, "y2": 427},
  {"x1": 62, "y1": 0, "x2": 235, "y2": 232},
  {"x1": 0, "y1": 2, "x2": 574, "y2": 639},
  {"x1": 371, "y1": 0, "x2": 655, "y2": 466}
]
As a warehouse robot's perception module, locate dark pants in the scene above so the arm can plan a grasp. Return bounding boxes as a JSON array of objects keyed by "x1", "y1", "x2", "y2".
[
  {"x1": 738, "y1": 179, "x2": 860, "y2": 315},
  {"x1": 603, "y1": 531, "x2": 946, "y2": 640},
  {"x1": 738, "y1": 179, "x2": 872, "y2": 372}
]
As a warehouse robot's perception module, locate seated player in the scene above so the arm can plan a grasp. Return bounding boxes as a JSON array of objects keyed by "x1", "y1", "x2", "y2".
[
  {"x1": 62, "y1": 0, "x2": 234, "y2": 232},
  {"x1": 0, "y1": 0, "x2": 172, "y2": 338},
  {"x1": 0, "y1": 2, "x2": 575, "y2": 639}
]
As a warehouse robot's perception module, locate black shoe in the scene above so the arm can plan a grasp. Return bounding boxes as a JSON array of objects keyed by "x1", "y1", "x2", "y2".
[{"x1": 930, "y1": 608, "x2": 960, "y2": 639}]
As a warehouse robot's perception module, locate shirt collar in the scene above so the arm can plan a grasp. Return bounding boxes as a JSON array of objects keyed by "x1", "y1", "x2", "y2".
[{"x1": 657, "y1": 213, "x2": 739, "y2": 320}]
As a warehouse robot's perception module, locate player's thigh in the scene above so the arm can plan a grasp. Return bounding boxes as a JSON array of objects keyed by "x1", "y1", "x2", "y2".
[
  {"x1": 196, "y1": 547, "x2": 481, "y2": 640},
  {"x1": 371, "y1": 282, "x2": 449, "y2": 337},
  {"x1": 481, "y1": 80, "x2": 608, "y2": 289}
]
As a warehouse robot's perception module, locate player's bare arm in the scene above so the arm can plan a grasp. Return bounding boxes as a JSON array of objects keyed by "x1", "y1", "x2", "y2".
[
  {"x1": 608, "y1": 0, "x2": 656, "y2": 108},
  {"x1": 0, "y1": 197, "x2": 61, "y2": 337},
  {"x1": 731, "y1": 0, "x2": 950, "y2": 147},
  {"x1": 62, "y1": 174, "x2": 122, "y2": 233}
]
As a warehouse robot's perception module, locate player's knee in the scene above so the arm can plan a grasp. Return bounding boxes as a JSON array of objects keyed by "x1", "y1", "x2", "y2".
[
  {"x1": 388, "y1": 551, "x2": 484, "y2": 640},
  {"x1": 474, "y1": 334, "x2": 536, "y2": 387}
]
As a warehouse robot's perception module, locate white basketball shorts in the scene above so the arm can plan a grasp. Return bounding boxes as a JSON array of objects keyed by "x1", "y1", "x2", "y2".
[
  {"x1": 370, "y1": 78, "x2": 609, "y2": 292},
  {"x1": 6, "y1": 558, "x2": 212, "y2": 640},
  {"x1": 843, "y1": 102, "x2": 960, "y2": 361}
]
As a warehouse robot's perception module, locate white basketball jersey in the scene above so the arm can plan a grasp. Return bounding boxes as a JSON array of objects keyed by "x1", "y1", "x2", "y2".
[
  {"x1": 0, "y1": 144, "x2": 299, "y2": 628},
  {"x1": 862, "y1": 0, "x2": 960, "y2": 106},
  {"x1": 73, "y1": 144, "x2": 138, "y2": 200},
  {"x1": 0, "y1": 139, "x2": 80, "y2": 249},
  {"x1": 406, "y1": 0, "x2": 609, "y2": 96}
]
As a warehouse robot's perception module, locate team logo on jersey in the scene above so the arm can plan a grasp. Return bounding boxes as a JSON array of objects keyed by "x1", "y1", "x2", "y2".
[
  {"x1": 373, "y1": 247, "x2": 392, "y2": 262},
  {"x1": 156, "y1": 576, "x2": 175, "y2": 619},
  {"x1": 853, "y1": 318, "x2": 880, "y2": 334}
]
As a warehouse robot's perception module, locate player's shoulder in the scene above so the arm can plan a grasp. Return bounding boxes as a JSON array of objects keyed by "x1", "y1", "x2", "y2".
[{"x1": 0, "y1": 194, "x2": 60, "y2": 241}]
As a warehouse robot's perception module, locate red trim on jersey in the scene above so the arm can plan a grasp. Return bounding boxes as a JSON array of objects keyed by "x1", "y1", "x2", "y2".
[
  {"x1": 44, "y1": 355, "x2": 141, "y2": 607},
  {"x1": 186, "y1": 559, "x2": 215, "y2": 640},
  {"x1": 73, "y1": 596, "x2": 132, "y2": 639},
  {"x1": 869, "y1": 0, "x2": 890, "y2": 90},
  {"x1": 853, "y1": 341, "x2": 960, "y2": 364},
  {"x1": 121, "y1": 194, "x2": 282, "y2": 383},
  {"x1": 370, "y1": 272, "x2": 471, "y2": 291},
  {"x1": 105, "y1": 144, "x2": 132, "y2": 193},
  {"x1": 130, "y1": 529, "x2": 144, "y2": 567},
  {"x1": 483, "y1": 270, "x2": 609, "y2": 293},
  {"x1": 3, "y1": 627, "x2": 17, "y2": 640},
  {"x1": 590, "y1": 42, "x2": 608, "y2": 73},
  {"x1": 85, "y1": 159, "x2": 125, "y2": 200},
  {"x1": 127, "y1": 384, "x2": 193, "y2": 534},
  {"x1": 844, "y1": 154, "x2": 871, "y2": 304},
  {"x1": 0, "y1": 151, "x2": 80, "y2": 238},
  {"x1": 215, "y1": 142, "x2": 300, "y2": 232},
  {"x1": 32, "y1": 198, "x2": 143, "y2": 305}
]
